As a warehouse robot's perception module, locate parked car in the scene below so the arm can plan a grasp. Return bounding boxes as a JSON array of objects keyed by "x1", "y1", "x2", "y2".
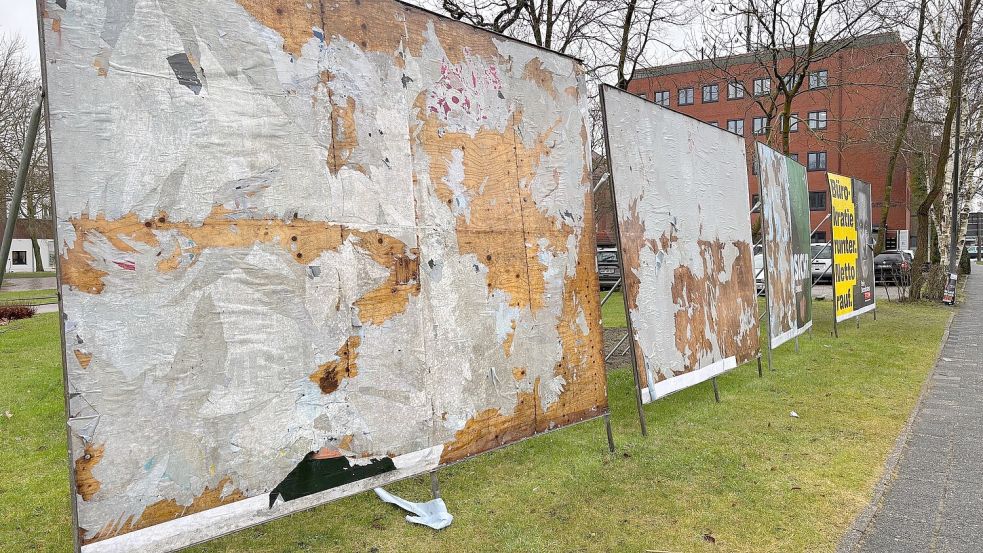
[
  {"x1": 811, "y1": 242, "x2": 833, "y2": 283},
  {"x1": 874, "y1": 250, "x2": 913, "y2": 283},
  {"x1": 968, "y1": 244, "x2": 979, "y2": 259},
  {"x1": 753, "y1": 244, "x2": 764, "y2": 292},
  {"x1": 596, "y1": 246, "x2": 621, "y2": 289}
]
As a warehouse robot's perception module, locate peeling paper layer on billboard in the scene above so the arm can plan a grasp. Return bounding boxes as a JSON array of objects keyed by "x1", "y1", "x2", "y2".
[
  {"x1": 600, "y1": 85, "x2": 760, "y2": 404},
  {"x1": 757, "y1": 142, "x2": 812, "y2": 348},
  {"x1": 40, "y1": 1, "x2": 606, "y2": 550}
]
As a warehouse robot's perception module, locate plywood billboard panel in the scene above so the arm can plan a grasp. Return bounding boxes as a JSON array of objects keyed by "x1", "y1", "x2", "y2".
[
  {"x1": 757, "y1": 142, "x2": 812, "y2": 348},
  {"x1": 600, "y1": 85, "x2": 760, "y2": 404},
  {"x1": 40, "y1": 1, "x2": 605, "y2": 550}
]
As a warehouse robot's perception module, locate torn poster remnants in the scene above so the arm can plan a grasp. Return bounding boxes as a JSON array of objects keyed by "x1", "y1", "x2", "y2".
[
  {"x1": 40, "y1": 0, "x2": 606, "y2": 550},
  {"x1": 599, "y1": 85, "x2": 760, "y2": 404},
  {"x1": 757, "y1": 142, "x2": 812, "y2": 348}
]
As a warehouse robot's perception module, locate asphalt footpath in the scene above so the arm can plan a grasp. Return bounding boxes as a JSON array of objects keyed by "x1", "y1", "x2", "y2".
[{"x1": 841, "y1": 266, "x2": 983, "y2": 552}]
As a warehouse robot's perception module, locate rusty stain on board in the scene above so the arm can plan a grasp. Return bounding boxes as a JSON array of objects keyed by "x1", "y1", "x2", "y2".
[
  {"x1": 310, "y1": 335, "x2": 361, "y2": 394},
  {"x1": 82, "y1": 477, "x2": 245, "y2": 545},
  {"x1": 74, "y1": 443, "x2": 104, "y2": 501}
]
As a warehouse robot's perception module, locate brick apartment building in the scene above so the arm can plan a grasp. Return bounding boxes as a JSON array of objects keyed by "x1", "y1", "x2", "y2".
[{"x1": 596, "y1": 32, "x2": 912, "y2": 248}]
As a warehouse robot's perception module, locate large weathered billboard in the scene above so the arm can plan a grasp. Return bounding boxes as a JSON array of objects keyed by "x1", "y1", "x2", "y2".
[
  {"x1": 600, "y1": 85, "x2": 760, "y2": 404},
  {"x1": 757, "y1": 143, "x2": 812, "y2": 348},
  {"x1": 40, "y1": 1, "x2": 606, "y2": 550},
  {"x1": 788, "y1": 159, "x2": 813, "y2": 332},
  {"x1": 829, "y1": 173, "x2": 876, "y2": 322}
]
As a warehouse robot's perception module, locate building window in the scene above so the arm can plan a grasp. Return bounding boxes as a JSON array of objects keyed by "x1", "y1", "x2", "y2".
[
  {"x1": 809, "y1": 191, "x2": 828, "y2": 211},
  {"x1": 678, "y1": 87, "x2": 694, "y2": 105},
  {"x1": 702, "y1": 83, "x2": 719, "y2": 103},
  {"x1": 808, "y1": 110, "x2": 828, "y2": 130},
  {"x1": 783, "y1": 73, "x2": 798, "y2": 90},
  {"x1": 653, "y1": 90, "x2": 670, "y2": 107},
  {"x1": 786, "y1": 113, "x2": 799, "y2": 132},
  {"x1": 708, "y1": 121, "x2": 719, "y2": 127},
  {"x1": 809, "y1": 69, "x2": 829, "y2": 89},
  {"x1": 753, "y1": 77, "x2": 770, "y2": 96},
  {"x1": 752, "y1": 156, "x2": 760, "y2": 175},
  {"x1": 813, "y1": 230, "x2": 827, "y2": 242},
  {"x1": 12, "y1": 251, "x2": 27, "y2": 265},
  {"x1": 807, "y1": 151, "x2": 827, "y2": 171},
  {"x1": 752, "y1": 116, "x2": 769, "y2": 135},
  {"x1": 790, "y1": 153, "x2": 799, "y2": 163},
  {"x1": 751, "y1": 194, "x2": 760, "y2": 212},
  {"x1": 728, "y1": 81, "x2": 744, "y2": 99},
  {"x1": 727, "y1": 119, "x2": 744, "y2": 135}
]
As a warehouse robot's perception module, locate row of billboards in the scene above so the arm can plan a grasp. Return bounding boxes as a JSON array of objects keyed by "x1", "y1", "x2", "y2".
[{"x1": 40, "y1": 1, "x2": 875, "y2": 551}]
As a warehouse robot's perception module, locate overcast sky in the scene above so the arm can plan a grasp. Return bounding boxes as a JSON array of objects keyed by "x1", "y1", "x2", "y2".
[{"x1": 0, "y1": 0, "x2": 41, "y2": 72}]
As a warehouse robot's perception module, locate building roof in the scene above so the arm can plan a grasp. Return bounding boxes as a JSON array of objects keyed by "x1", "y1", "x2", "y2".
[
  {"x1": 635, "y1": 32, "x2": 903, "y2": 79},
  {"x1": 0, "y1": 218, "x2": 54, "y2": 240}
]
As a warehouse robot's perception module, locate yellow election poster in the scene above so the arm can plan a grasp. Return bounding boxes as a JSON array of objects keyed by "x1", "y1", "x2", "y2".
[{"x1": 829, "y1": 173, "x2": 858, "y2": 322}]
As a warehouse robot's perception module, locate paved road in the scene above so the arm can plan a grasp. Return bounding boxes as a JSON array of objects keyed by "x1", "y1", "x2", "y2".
[
  {"x1": 841, "y1": 267, "x2": 982, "y2": 552},
  {"x1": 0, "y1": 276, "x2": 57, "y2": 292},
  {"x1": 812, "y1": 283, "x2": 903, "y2": 300}
]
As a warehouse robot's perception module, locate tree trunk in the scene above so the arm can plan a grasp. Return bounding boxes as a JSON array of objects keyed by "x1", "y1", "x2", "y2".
[
  {"x1": 908, "y1": 152, "x2": 930, "y2": 299},
  {"x1": 29, "y1": 235, "x2": 43, "y2": 272},
  {"x1": 615, "y1": 0, "x2": 638, "y2": 89},
  {"x1": 910, "y1": 0, "x2": 975, "y2": 299},
  {"x1": 875, "y1": 0, "x2": 927, "y2": 254}
]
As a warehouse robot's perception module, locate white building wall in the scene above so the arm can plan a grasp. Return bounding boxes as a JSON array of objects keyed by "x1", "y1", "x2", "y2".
[{"x1": 4, "y1": 238, "x2": 56, "y2": 273}]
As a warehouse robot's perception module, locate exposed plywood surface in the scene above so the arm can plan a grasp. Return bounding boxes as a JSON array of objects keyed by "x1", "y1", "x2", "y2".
[
  {"x1": 40, "y1": 0, "x2": 605, "y2": 549},
  {"x1": 601, "y1": 86, "x2": 759, "y2": 403}
]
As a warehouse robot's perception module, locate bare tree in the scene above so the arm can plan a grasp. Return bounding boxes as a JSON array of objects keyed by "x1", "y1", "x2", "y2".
[
  {"x1": 0, "y1": 37, "x2": 50, "y2": 272},
  {"x1": 873, "y1": 0, "x2": 929, "y2": 253},
  {"x1": 908, "y1": 0, "x2": 980, "y2": 298},
  {"x1": 436, "y1": 0, "x2": 687, "y2": 89}
]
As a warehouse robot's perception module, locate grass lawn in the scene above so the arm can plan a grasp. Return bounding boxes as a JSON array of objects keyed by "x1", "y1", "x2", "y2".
[
  {"x1": 0, "y1": 289, "x2": 58, "y2": 306},
  {"x1": 600, "y1": 289, "x2": 627, "y2": 327},
  {"x1": 3, "y1": 271, "x2": 56, "y2": 279},
  {"x1": 0, "y1": 297, "x2": 953, "y2": 552}
]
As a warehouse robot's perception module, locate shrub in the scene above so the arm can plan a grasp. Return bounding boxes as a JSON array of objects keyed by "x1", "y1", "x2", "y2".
[{"x1": 0, "y1": 305, "x2": 36, "y2": 321}]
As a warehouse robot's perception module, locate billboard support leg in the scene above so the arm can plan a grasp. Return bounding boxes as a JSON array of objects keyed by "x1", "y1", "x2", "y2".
[
  {"x1": 757, "y1": 356, "x2": 763, "y2": 377},
  {"x1": 794, "y1": 334, "x2": 799, "y2": 353},
  {"x1": 604, "y1": 413, "x2": 615, "y2": 453},
  {"x1": 767, "y1": 339, "x2": 774, "y2": 371},
  {"x1": 604, "y1": 331, "x2": 629, "y2": 361},
  {"x1": 599, "y1": 278, "x2": 622, "y2": 307},
  {"x1": 429, "y1": 471, "x2": 440, "y2": 500},
  {"x1": 630, "y1": 360, "x2": 648, "y2": 437},
  {"x1": 711, "y1": 377, "x2": 720, "y2": 403}
]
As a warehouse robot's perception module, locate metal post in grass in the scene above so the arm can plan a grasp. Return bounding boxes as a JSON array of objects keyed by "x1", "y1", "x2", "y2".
[
  {"x1": 429, "y1": 471, "x2": 440, "y2": 499},
  {"x1": 711, "y1": 377, "x2": 720, "y2": 403},
  {"x1": 604, "y1": 413, "x2": 615, "y2": 453},
  {"x1": 0, "y1": 94, "x2": 44, "y2": 289}
]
